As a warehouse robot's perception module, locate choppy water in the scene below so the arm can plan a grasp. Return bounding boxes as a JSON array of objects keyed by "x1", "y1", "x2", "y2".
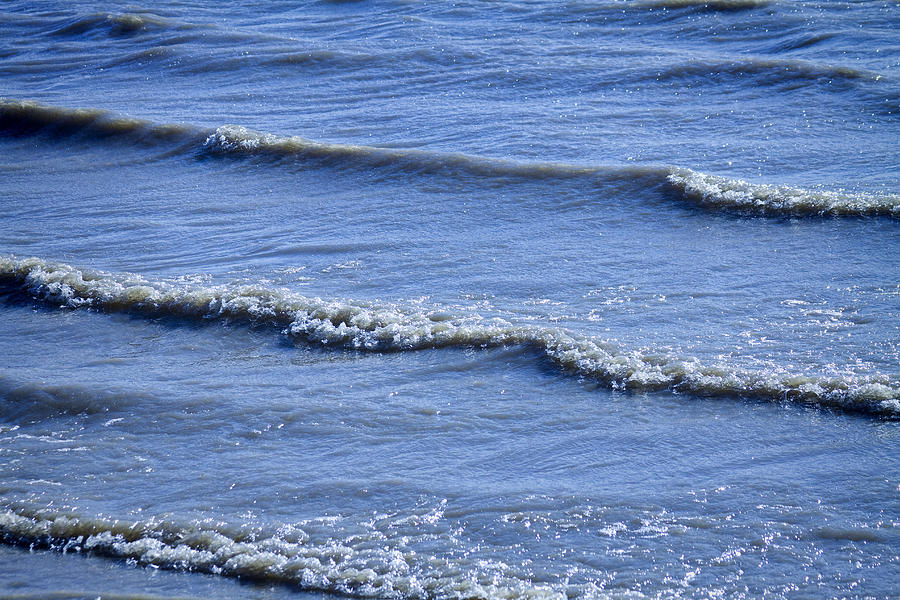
[{"x1": 1, "y1": 1, "x2": 898, "y2": 599}]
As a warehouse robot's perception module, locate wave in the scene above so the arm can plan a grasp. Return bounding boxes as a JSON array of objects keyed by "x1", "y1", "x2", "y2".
[
  {"x1": 0, "y1": 505, "x2": 573, "y2": 600},
  {"x1": 202, "y1": 129, "x2": 899, "y2": 216},
  {"x1": 47, "y1": 12, "x2": 201, "y2": 39},
  {"x1": 201, "y1": 124, "x2": 623, "y2": 180},
  {"x1": 666, "y1": 168, "x2": 900, "y2": 217},
  {"x1": 193, "y1": 126, "x2": 900, "y2": 217},
  {"x1": 2, "y1": 98, "x2": 898, "y2": 217},
  {"x1": 0, "y1": 99, "x2": 201, "y2": 147},
  {"x1": 635, "y1": 0, "x2": 775, "y2": 10},
  {"x1": 0, "y1": 377, "x2": 143, "y2": 424},
  {"x1": 505, "y1": 0, "x2": 774, "y2": 20},
  {"x1": 647, "y1": 57, "x2": 878, "y2": 87},
  {"x1": 1, "y1": 256, "x2": 897, "y2": 417}
]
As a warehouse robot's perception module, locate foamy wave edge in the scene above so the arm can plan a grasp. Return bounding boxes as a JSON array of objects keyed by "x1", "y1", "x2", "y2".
[
  {"x1": 1, "y1": 256, "x2": 897, "y2": 417},
  {"x1": 0, "y1": 506, "x2": 610, "y2": 600},
  {"x1": 204, "y1": 126, "x2": 900, "y2": 216},
  {"x1": 203, "y1": 128, "x2": 900, "y2": 217},
  {"x1": 667, "y1": 168, "x2": 900, "y2": 217},
  {"x1": 3, "y1": 99, "x2": 898, "y2": 217}
]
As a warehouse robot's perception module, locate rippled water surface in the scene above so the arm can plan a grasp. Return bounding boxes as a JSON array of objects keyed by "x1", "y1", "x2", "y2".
[{"x1": 1, "y1": 1, "x2": 898, "y2": 599}]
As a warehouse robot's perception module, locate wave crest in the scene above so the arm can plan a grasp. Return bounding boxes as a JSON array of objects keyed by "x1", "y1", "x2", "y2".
[
  {"x1": 2, "y1": 99, "x2": 898, "y2": 218},
  {"x1": 0, "y1": 506, "x2": 571, "y2": 600},
  {"x1": 1, "y1": 256, "x2": 897, "y2": 416},
  {"x1": 0, "y1": 99, "x2": 200, "y2": 146},
  {"x1": 48, "y1": 12, "x2": 196, "y2": 38},
  {"x1": 649, "y1": 58, "x2": 876, "y2": 87},
  {"x1": 202, "y1": 124, "x2": 614, "y2": 180},
  {"x1": 667, "y1": 168, "x2": 900, "y2": 217}
]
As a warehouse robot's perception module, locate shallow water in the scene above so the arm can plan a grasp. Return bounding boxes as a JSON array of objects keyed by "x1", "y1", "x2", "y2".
[{"x1": 1, "y1": 1, "x2": 898, "y2": 598}]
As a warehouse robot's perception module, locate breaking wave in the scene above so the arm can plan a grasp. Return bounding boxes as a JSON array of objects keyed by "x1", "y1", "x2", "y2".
[
  {"x1": 1, "y1": 256, "x2": 897, "y2": 416},
  {"x1": 2, "y1": 98, "x2": 898, "y2": 217},
  {"x1": 666, "y1": 168, "x2": 900, "y2": 217},
  {"x1": 0, "y1": 505, "x2": 577, "y2": 600}
]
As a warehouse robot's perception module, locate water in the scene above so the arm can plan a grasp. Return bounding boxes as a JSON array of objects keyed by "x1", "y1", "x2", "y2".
[{"x1": 1, "y1": 1, "x2": 898, "y2": 598}]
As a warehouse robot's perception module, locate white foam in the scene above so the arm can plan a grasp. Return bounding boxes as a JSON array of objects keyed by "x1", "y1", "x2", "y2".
[
  {"x1": 667, "y1": 168, "x2": 900, "y2": 217},
  {"x1": 1, "y1": 256, "x2": 897, "y2": 416},
  {"x1": 0, "y1": 508, "x2": 586, "y2": 600}
]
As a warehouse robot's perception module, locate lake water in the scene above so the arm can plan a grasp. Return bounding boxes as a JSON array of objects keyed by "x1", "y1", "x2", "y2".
[{"x1": 0, "y1": 1, "x2": 898, "y2": 599}]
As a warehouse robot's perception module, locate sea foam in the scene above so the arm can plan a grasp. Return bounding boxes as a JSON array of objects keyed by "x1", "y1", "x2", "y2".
[{"x1": 1, "y1": 256, "x2": 897, "y2": 416}]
